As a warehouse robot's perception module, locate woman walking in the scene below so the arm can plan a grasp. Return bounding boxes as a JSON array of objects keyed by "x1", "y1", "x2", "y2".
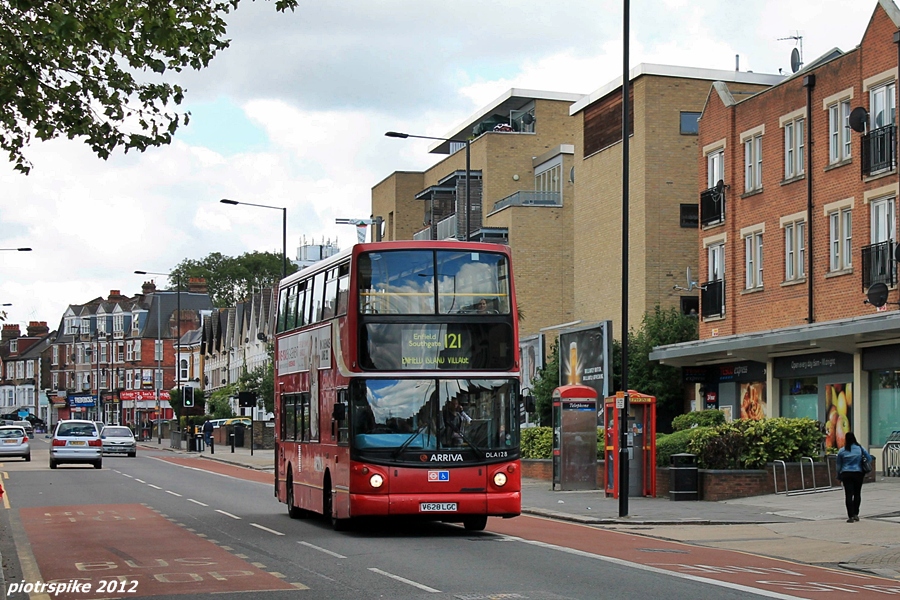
[{"x1": 836, "y1": 432, "x2": 873, "y2": 523}]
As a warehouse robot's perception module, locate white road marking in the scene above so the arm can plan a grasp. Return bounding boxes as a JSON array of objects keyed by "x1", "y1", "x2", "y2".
[
  {"x1": 135, "y1": 478, "x2": 146, "y2": 483},
  {"x1": 368, "y1": 568, "x2": 440, "y2": 593},
  {"x1": 250, "y1": 523, "x2": 285, "y2": 536},
  {"x1": 165, "y1": 490, "x2": 182, "y2": 497},
  {"x1": 215, "y1": 509, "x2": 241, "y2": 519},
  {"x1": 298, "y1": 541, "x2": 347, "y2": 558},
  {"x1": 188, "y1": 499, "x2": 208, "y2": 506},
  {"x1": 121, "y1": 473, "x2": 133, "y2": 478},
  {"x1": 507, "y1": 536, "x2": 806, "y2": 600},
  {"x1": 147, "y1": 484, "x2": 162, "y2": 489}
]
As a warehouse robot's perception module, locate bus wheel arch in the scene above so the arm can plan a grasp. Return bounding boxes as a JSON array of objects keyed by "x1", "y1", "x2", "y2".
[{"x1": 323, "y1": 469, "x2": 350, "y2": 531}]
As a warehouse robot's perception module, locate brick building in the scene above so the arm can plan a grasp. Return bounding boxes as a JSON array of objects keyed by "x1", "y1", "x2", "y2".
[
  {"x1": 50, "y1": 281, "x2": 213, "y2": 427},
  {"x1": 0, "y1": 322, "x2": 54, "y2": 425},
  {"x1": 652, "y1": 0, "x2": 900, "y2": 460}
]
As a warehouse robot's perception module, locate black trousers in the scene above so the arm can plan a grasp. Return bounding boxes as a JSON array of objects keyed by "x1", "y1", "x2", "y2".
[{"x1": 842, "y1": 471, "x2": 865, "y2": 518}]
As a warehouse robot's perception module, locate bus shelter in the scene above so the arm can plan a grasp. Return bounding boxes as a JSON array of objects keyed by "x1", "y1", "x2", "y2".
[
  {"x1": 604, "y1": 390, "x2": 657, "y2": 498},
  {"x1": 552, "y1": 385, "x2": 598, "y2": 491}
]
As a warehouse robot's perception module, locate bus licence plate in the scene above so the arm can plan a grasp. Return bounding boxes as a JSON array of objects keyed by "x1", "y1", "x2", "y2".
[{"x1": 420, "y1": 502, "x2": 457, "y2": 512}]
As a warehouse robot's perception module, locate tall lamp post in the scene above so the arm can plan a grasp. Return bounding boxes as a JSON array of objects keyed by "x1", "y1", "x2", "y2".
[
  {"x1": 220, "y1": 199, "x2": 288, "y2": 279},
  {"x1": 0, "y1": 247, "x2": 32, "y2": 252},
  {"x1": 135, "y1": 270, "x2": 181, "y2": 444},
  {"x1": 385, "y1": 131, "x2": 472, "y2": 241}
]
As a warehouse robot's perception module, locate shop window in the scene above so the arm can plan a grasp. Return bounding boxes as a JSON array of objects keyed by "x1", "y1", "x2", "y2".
[
  {"x1": 870, "y1": 370, "x2": 900, "y2": 446},
  {"x1": 780, "y1": 378, "x2": 818, "y2": 420}
]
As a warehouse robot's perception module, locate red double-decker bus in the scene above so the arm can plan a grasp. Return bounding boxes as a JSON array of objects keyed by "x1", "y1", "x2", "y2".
[{"x1": 274, "y1": 240, "x2": 522, "y2": 530}]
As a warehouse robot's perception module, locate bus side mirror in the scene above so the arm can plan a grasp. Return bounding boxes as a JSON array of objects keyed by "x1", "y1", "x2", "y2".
[
  {"x1": 332, "y1": 403, "x2": 346, "y2": 421},
  {"x1": 524, "y1": 395, "x2": 536, "y2": 413}
]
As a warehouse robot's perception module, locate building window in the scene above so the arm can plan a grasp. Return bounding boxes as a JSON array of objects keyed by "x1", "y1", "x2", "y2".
[
  {"x1": 744, "y1": 230, "x2": 764, "y2": 289},
  {"x1": 829, "y1": 100, "x2": 852, "y2": 163},
  {"x1": 97, "y1": 317, "x2": 106, "y2": 334},
  {"x1": 155, "y1": 369, "x2": 163, "y2": 390},
  {"x1": 126, "y1": 341, "x2": 133, "y2": 361},
  {"x1": 680, "y1": 111, "x2": 701, "y2": 135},
  {"x1": 707, "y1": 148, "x2": 724, "y2": 189},
  {"x1": 680, "y1": 204, "x2": 699, "y2": 228},
  {"x1": 535, "y1": 158, "x2": 562, "y2": 194},
  {"x1": 26, "y1": 361, "x2": 34, "y2": 378},
  {"x1": 871, "y1": 196, "x2": 896, "y2": 245},
  {"x1": 784, "y1": 118, "x2": 805, "y2": 178},
  {"x1": 871, "y1": 81, "x2": 896, "y2": 129},
  {"x1": 179, "y1": 358, "x2": 188, "y2": 381},
  {"x1": 114, "y1": 314, "x2": 124, "y2": 333},
  {"x1": 870, "y1": 369, "x2": 900, "y2": 446},
  {"x1": 743, "y1": 134, "x2": 763, "y2": 192},
  {"x1": 829, "y1": 207, "x2": 853, "y2": 272},
  {"x1": 784, "y1": 219, "x2": 806, "y2": 281},
  {"x1": 52, "y1": 345, "x2": 58, "y2": 365},
  {"x1": 155, "y1": 339, "x2": 163, "y2": 361}
]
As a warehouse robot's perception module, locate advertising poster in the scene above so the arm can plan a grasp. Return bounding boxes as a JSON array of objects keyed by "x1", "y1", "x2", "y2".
[
  {"x1": 824, "y1": 382, "x2": 852, "y2": 450},
  {"x1": 739, "y1": 382, "x2": 766, "y2": 420},
  {"x1": 559, "y1": 322, "x2": 612, "y2": 399},
  {"x1": 519, "y1": 334, "x2": 544, "y2": 393}
]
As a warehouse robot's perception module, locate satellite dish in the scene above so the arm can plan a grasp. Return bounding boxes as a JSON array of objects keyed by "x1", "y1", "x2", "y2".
[
  {"x1": 866, "y1": 282, "x2": 889, "y2": 308},
  {"x1": 790, "y1": 48, "x2": 801, "y2": 74},
  {"x1": 848, "y1": 107, "x2": 868, "y2": 133},
  {"x1": 522, "y1": 113, "x2": 535, "y2": 125}
]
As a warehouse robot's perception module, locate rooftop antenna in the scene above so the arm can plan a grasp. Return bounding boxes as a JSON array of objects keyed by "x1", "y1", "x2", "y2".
[{"x1": 778, "y1": 32, "x2": 804, "y2": 73}]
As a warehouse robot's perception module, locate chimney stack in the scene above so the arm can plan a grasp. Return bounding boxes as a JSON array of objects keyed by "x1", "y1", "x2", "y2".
[
  {"x1": 2, "y1": 324, "x2": 21, "y2": 343},
  {"x1": 188, "y1": 277, "x2": 208, "y2": 294},
  {"x1": 26, "y1": 321, "x2": 49, "y2": 337},
  {"x1": 142, "y1": 281, "x2": 157, "y2": 295}
]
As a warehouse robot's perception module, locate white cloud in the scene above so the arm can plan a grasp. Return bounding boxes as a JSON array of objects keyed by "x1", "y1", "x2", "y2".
[{"x1": 0, "y1": 0, "x2": 882, "y2": 328}]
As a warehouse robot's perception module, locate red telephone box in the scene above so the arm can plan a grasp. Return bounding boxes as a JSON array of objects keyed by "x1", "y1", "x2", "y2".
[{"x1": 604, "y1": 390, "x2": 657, "y2": 498}]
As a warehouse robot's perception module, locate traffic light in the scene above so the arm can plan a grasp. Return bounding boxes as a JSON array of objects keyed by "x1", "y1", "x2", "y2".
[{"x1": 184, "y1": 386, "x2": 194, "y2": 407}]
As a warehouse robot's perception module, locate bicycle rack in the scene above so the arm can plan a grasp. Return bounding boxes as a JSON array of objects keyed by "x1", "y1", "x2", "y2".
[
  {"x1": 773, "y1": 457, "x2": 841, "y2": 496},
  {"x1": 882, "y1": 431, "x2": 900, "y2": 477}
]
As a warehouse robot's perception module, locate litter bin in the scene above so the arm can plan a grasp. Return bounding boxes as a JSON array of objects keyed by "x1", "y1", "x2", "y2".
[
  {"x1": 233, "y1": 424, "x2": 245, "y2": 447},
  {"x1": 670, "y1": 453, "x2": 699, "y2": 501},
  {"x1": 194, "y1": 433, "x2": 205, "y2": 452}
]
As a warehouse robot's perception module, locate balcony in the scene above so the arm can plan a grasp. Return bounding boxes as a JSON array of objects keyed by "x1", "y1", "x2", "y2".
[
  {"x1": 491, "y1": 190, "x2": 562, "y2": 214},
  {"x1": 862, "y1": 124, "x2": 895, "y2": 177},
  {"x1": 700, "y1": 186, "x2": 725, "y2": 226},
  {"x1": 861, "y1": 240, "x2": 896, "y2": 290},
  {"x1": 436, "y1": 213, "x2": 458, "y2": 240},
  {"x1": 701, "y1": 279, "x2": 725, "y2": 318},
  {"x1": 413, "y1": 227, "x2": 432, "y2": 241}
]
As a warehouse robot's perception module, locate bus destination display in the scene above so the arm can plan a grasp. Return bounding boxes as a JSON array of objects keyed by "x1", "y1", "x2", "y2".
[{"x1": 361, "y1": 323, "x2": 513, "y2": 371}]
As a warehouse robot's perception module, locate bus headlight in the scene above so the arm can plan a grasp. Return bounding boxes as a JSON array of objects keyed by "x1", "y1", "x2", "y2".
[
  {"x1": 369, "y1": 473, "x2": 385, "y2": 488},
  {"x1": 492, "y1": 472, "x2": 508, "y2": 487}
]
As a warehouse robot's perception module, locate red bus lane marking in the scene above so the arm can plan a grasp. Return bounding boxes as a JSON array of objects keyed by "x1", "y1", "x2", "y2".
[
  {"x1": 19, "y1": 504, "x2": 296, "y2": 599},
  {"x1": 155, "y1": 455, "x2": 274, "y2": 484},
  {"x1": 488, "y1": 515, "x2": 900, "y2": 598}
]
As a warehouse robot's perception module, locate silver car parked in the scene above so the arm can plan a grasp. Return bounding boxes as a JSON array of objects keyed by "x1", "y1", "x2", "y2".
[
  {"x1": 0, "y1": 425, "x2": 30, "y2": 461},
  {"x1": 50, "y1": 420, "x2": 102, "y2": 469},
  {"x1": 100, "y1": 426, "x2": 136, "y2": 457}
]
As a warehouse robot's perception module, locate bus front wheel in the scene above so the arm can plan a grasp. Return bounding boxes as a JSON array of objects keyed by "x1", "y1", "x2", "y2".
[{"x1": 463, "y1": 515, "x2": 488, "y2": 531}]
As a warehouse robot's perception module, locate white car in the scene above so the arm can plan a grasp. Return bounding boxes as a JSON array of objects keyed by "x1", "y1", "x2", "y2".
[
  {"x1": 100, "y1": 426, "x2": 137, "y2": 457},
  {"x1": 0, "y1": 425, "x2": 30, "y2": 461},
  {"x1": 50, "y1": 420, "x2": 102, "y2": 469}
]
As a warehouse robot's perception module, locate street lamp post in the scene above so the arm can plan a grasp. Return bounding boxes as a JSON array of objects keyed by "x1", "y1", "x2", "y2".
[
  {"x1": 0, "y1": 248, "x2": 32, "y2": 252},
  {"x1": 220, "y1": 199, "x2": 288, "y2": 279},
  {"x1": 135, "y1": 270, "x2": 181, "y2": 444},
  {"x1": 385, "y1": 131, "x2": 472, "y2": 241}
]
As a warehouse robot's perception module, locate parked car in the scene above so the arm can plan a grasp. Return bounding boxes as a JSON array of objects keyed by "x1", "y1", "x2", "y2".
[
  {"x1": 0, "y1": 425, "x2": 30, "y2": 461},
  {"x1": 50, "y1": 420, "x2": 102, "y2": 469},
  {"x1": 209, "y1": 419, "x2": 228, "y2": 429},
  {"x1": 224, "y1": 417, "x2": 251, "y2": 427},
  {"x1": 13, "y1": 420, "x2": 34, "y2": 437},
  {"x1": 100, "y1": 426, "x2": 136, "y2": 457}
]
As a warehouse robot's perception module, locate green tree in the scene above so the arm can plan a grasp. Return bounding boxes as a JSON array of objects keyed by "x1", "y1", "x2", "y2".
[
  {"x1": 611, "y1": 306, "x2": 699, "y2": 432},
  {"x1": 1, "y1": 0, "x2": 297, "y2": 174},
  {"x1": 238, "y1": 350, "x2": 274, "y2": 414},
  {"x1": 170, "y1": 251, "x2": 297, "y2": 307},
  {"x1": 206, "y1": 384, "x2": 237, "y2": 418},
  {"x1": 531, "y1": 339, "x2": 559, "y2": 426}
]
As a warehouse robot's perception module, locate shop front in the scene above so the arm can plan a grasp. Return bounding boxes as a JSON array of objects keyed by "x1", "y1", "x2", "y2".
[
  {"x1": 683, "y1": 361, "x2": 767, "y2": 421},
  {"x1": 863, "y1": 344, "x2": 900, "y2": 447},
  {"x1": 773, "y1": 352, "x2": 854, "y2": 452}
]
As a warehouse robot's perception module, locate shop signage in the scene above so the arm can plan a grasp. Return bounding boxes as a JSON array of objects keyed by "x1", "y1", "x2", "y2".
[
  {"x1": 120, "y1": 390, "x2": 171, "y2": 401},
  {"x1": 68, "y1": 395, "x2": 96, "y2": 407},
  {"x1": 773, "y1": 352, "x2": 853, "y2": 378}
]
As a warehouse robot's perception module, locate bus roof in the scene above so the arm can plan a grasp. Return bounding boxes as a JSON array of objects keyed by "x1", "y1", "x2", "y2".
[{"x1": 279, "y1": 240, "x2": 512, "y2": 289}]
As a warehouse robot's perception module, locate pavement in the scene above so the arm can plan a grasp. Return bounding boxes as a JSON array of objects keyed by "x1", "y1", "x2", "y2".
[{"x1": 138, "y1": 438, "x2": 900, "y2": 580}]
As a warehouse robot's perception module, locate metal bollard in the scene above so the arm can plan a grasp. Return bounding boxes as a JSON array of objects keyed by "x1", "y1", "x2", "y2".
[
  {"x1": 230, "y1": 433, "x2": 235, "y2": 453},
  {"x1": 210, "y1": 437, "x2": 214, "y2": 455}
]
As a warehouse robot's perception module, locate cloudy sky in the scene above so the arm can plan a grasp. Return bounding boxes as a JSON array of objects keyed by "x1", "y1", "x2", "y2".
[{"x1": 0, "y1": 0, "x2": 880, "y2": 330}]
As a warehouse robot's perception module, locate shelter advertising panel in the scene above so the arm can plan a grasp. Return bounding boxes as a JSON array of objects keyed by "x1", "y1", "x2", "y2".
[{"x1": 559, "y1": 322, "x2": 612, "y2": 400}]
